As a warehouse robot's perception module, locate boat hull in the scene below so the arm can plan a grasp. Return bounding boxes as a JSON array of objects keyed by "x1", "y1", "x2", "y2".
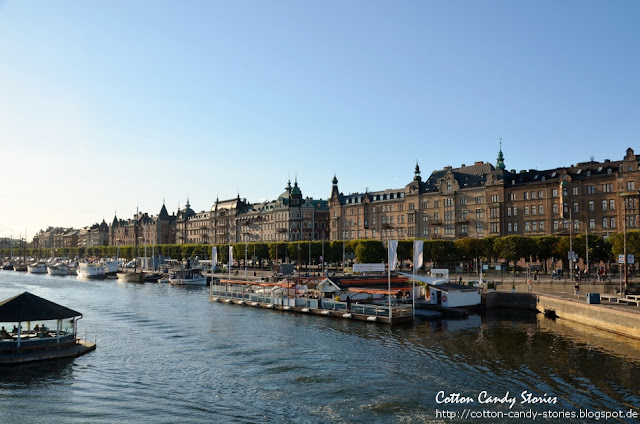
[
  {"x1": 116, "y1": 272, "x2": 145, "y2": 283},
  {"x1": 169, "y1": 276, "x2": 208, "y2": 286}
]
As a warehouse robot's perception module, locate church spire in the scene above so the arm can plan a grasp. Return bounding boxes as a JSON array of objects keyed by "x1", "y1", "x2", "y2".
[
  {"x1": 496, "y1": 138, "x2": 506, "y2": 170},
  {"x1": 414, "y1": 161, "x2": 421, "y2": 181}
]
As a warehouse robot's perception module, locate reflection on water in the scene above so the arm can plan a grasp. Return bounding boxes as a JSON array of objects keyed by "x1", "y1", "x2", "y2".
[{"x1": 0, "y1": 271, "x2": 639, "y2": 423}]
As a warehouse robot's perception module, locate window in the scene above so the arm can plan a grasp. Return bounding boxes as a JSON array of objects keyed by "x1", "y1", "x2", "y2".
[
  {"x1": 422, "y1": 227, "x2": 429, "y2": 236},
  {"x1": 490, "y1": 223, "x2": 499, "y2": 233},
  {"x1": 524, "y1": 222, "x2": 530, "y2": 231},
  {"x1": 433, "y1": 227, "x2": 440, "y2": 237},
  {"x1": 538, "y1": 190, "x2": 543, "y2": 199},
  {"x1": 603, "y1": 217, "x2": 608, "y2": 228},
  {"x1": 603, "y1": 183, "x2": 613, "y2": 193},
  {"x1": 372, "y1": 206, "x2": 376, "y2": 213},
  {"x1": 539, "y1": 221, "x2": 544, "y2": 231},
  {"x1": 587, "y1": 185, "x2": 595, "y2": 194},
  {"x1": 460, "y1": 224, "x2": 468, "y2": 235},
  {"x1": 513, "y1": 207, "x2": 518, "y2": 216},
  {"x1": 531, "y1": 191, "x2": 537, "y2": 199},
  {"x1": 476, "y1": 223, "x2": 483, "y2": 234},
  {"x1": 573, "y1": 202, "x2": 578, "y2": 212},
  {"x1": 422, "y1": 213, "x2": 428, "y2": 222},
  {"x1": 444, "y1": 211, "x2": 453, "y2": 222},
  {"x1": 531, "y1": 205, "x2": 537, "y2": 216},
  {"x1": 408, "y1": 203, "x2": 414, "y2": 210},
  {"x1": 491, "y1": 194, "x2": 499, "y2": 202},
  {"x1": 508, "y1": 223, "x2": 512, "y2": 232},
  {"x1": 574, "y1": 220, "x2": 579, "y2": 230},
  {"x1": 507, "y1": 207, "x2": 512, "y2": 217},
  {"x1": 610, "y1": 199, "x2": 616, "y2": 210},
  {"x1": 372, "y1": 217, "x2": 376, "y2": 225},
  {"x1": 513, "y1": 222, "x2": 518, "y2": 232},
  {"x1": 524, "y1": 206, "x2": 530, "y2": 216},
  {"x1": 446, "y1": 181, "x2": 452, "y2": 191},
  {"x1": 532, "y1": 221, "x2": 537, "y2": 231},
  {"x1": 627, "y1": 181, "x2": 636, "y2": 191},
  {"x1": 460, "y1": 210, "x2": 467, "y2": 220},
  {"x1": 434, "y1": 212, "x2": 440, "y2": 221},
  {"x1": 509, "y1": 193, "x2": 516, "y2": 201},
  {"x1": 572, "y1": 187, "x2": 579, "y2": 195},
  {"x1": 602, "y1": 200, "x2": 607, "y2": 211},
  {"x1": 476, "y1": 209, "x2": 483, "y2": 219},
  {"x1": 553, "y1": 204, "x2": 558, "y2": 214},
  {"x1": 588, "y1": 201, "x2": 594, "y2": 212},
  {"x1": 539, "y1": 204, "x2": 544, "y2": 215},
  {"x1": 475, "y1": 196, "x2": 483, "y2": 204},
  {"x1": 460, "y1": 197, "x2": 467, "y2": 205},
  {"x1": 553, "y1": 220, "x2": 559, "y2": 230},
  {"x1": 444, "y1": 198, "x2": 453, "y2": 207},
  {"x1": 611, "y1": 217, "x2": 616, "y2": 228},
  {"x1": 434, "y1": 200, "x2": 440, "y2": 208},
  {"x1": 589, "y1": 219, "x2": 595, "y2": 229},
  {"x1": 524, "y1": 192, "x2": 529, "y2": 200},
  {"x1": 552, "y1": 189, "x2": 558, "y2": 197},
  {"x1": 397, "y1": 204, "x2": 404, "y2": 211},
  {"x1": 490, "y1": 208, "x2": 499, "y2": 218}
]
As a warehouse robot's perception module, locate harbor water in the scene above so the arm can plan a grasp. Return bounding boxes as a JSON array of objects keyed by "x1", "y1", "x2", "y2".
[{"x1": 1, "y1": 272, "x2": 639, "y2": 423}]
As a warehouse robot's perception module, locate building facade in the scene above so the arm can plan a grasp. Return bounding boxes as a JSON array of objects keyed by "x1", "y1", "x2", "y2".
[{"x1": 329, "y1": 147, "x2": 640, "y2": 241}]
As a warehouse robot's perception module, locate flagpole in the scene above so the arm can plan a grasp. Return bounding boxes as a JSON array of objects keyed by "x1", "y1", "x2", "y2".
[
  {"x1": 388, "y1": 239, "x2": 392, "y2": 322},
  {"x1": 412, "y1": 252, "x2": 416, "y2": 319}
]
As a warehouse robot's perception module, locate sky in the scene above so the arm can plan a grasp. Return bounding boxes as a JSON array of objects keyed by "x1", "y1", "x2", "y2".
[{"x1": 1, "y1": 0, "x2": 639, "y2": 239}]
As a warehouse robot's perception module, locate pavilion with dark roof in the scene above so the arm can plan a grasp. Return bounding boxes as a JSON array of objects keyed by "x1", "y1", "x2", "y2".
[{"x1": 0, "y1": 292, "x2": 95, "y2": 364}]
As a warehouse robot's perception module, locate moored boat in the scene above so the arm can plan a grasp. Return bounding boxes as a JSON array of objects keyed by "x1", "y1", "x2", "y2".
[
  {"x1": 76, "y1": 263, "x2": 106, "y2": 279},
  {"x1": 169, "y1": 268, "x2": 207, "y2": 286},
  {"x1": 47, "y1": 264, "x2": 70, "y2": 276},
  {"x1": 116, "y1": 270, "x2": 145, "y2": 283},
  {"x1": 27, "y1": 263, "x2": 48, "y2": 274}
]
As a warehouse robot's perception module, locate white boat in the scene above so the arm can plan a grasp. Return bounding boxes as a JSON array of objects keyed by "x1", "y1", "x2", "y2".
[
  {"x1": 76, "y1": 263, "x2": 106, "y2": 279},
  {"x1": 27, "y1": 263, "x2": 47, "y2": 274},
  {"x1": 101, "y1": 259, "x2": 122, "y2": 276},
  {"x1": 47, "y1": 264, "x2": 70, "y2": 276},
  {"x1": 169, "y1": 268, "x2": 207, "y2": 286},
  {"x1": 116, "y1": 270, "x2": 145, "y2": 283}
]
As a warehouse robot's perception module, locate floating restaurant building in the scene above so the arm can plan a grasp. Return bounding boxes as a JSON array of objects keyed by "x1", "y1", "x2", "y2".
[{"x1": 0, "y1": 292, "x2": 96, "y2": 365}]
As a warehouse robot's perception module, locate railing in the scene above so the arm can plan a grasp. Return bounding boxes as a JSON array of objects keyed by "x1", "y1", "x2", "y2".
[{"x1": 209, "y1": 283, "x2": 414, "y2": 320}]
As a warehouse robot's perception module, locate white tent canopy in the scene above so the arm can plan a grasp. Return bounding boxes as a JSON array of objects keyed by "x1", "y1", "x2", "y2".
[{"x1": 398, "y1": 272, "x2": 449, "y2": 286}]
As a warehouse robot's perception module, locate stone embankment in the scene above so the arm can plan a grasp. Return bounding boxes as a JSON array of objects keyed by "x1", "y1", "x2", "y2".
[{"x1": 485, "y1": 291, "x2": 640, "y2": 339}]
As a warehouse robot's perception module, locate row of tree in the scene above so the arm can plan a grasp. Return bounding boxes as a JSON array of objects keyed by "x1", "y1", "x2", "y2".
[{"x1": 3, "y1": 232, "x2": 640, "y2": 270}]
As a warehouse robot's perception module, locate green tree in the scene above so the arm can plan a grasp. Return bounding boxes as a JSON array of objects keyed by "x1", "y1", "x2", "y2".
[
  {"x1": 424, "y1": 240, "x2": 456, "y2": 267},
  {"x1": 354, "y1": 240, "x2": 385, "y2": 263},
  {"x1": 494, "y1": 236, "x2": 534, "y2": 268},
  {"x1": 534, "y1": 236, "x2": 558, "y2": 272}
]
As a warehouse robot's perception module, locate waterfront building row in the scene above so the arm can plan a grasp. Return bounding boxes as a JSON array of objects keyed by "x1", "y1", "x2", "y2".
[
  {"x1": 29, "y1": 147, "x2": 640, "y2": 249},
  {"x1": 329, "y1": 147, "x2": 640, "y2": 242}
]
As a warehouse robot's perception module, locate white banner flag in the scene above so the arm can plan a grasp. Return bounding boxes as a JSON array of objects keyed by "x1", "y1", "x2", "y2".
[
  {"x1": 388, "y1": 240, "x2": 398, "y2": 271},
  {"x1": 229, "y1": 245, "x2": 233, "y2": 268},
  {"x1": 212, "y1": 246, "x2": 217, "y2": 270},
  {"x1": 413, "y1": 240, "x2": 423, "y2": 270}
]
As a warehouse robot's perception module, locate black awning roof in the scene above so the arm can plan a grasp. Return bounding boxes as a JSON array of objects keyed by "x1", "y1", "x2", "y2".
[{"x1": 0, "y1": 292, "x2": 82, "y2": 322}]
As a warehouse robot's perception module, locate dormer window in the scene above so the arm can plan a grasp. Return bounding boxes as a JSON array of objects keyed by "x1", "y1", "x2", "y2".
[{"x1": 446, "y1": 181, "x2": 452, "y2": 191}]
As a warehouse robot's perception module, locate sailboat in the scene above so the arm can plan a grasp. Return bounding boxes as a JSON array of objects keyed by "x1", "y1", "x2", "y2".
[{"x1": 117, "y1": 209, "x2": 145, "y2": 283}]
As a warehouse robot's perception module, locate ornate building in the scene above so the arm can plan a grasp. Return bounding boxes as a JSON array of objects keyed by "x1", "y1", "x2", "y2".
[
  {"x1": 238, "y1": 179, "x2": 329, "y2": 243},
  {"x1": 329, "y1": 147, "x2": 640, "y2": 241}
]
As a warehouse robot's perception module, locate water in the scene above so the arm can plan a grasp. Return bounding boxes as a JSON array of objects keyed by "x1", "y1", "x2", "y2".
[{"x1": 1, "y1": 272, "x2": 639, "y2": 423}]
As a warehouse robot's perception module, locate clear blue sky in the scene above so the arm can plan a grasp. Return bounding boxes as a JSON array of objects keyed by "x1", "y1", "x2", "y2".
[{"x1": 1, "y1": 0, "x2": 639, "y2": 238}]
